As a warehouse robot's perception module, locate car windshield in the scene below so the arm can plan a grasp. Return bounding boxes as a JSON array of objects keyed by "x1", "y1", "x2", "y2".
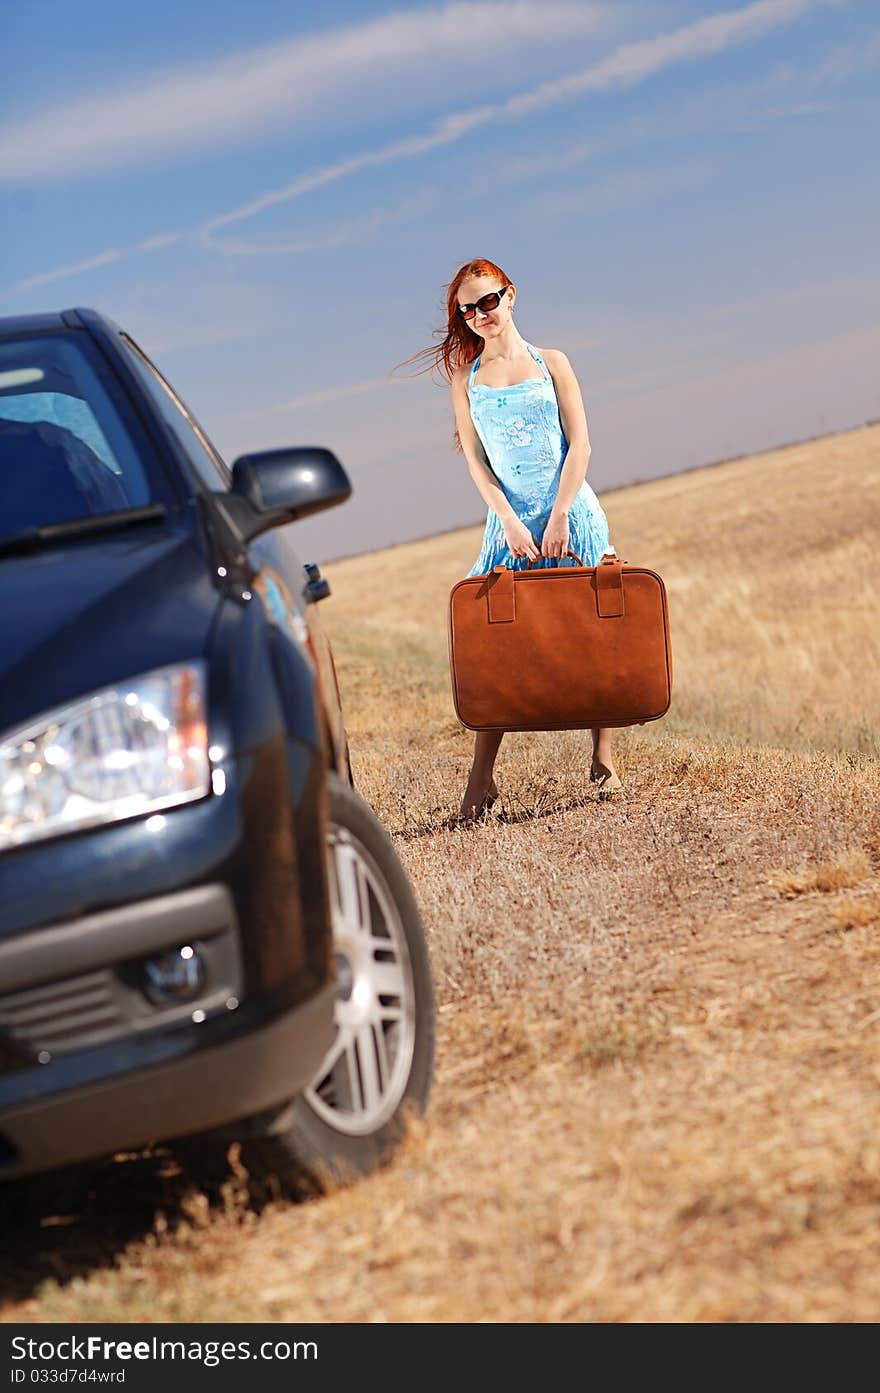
[{"x1": 0, "y1": 332, "x2": 153, "y2": 541}]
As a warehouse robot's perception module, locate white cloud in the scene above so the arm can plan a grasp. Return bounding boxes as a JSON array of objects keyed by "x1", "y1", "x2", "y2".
[
  {"x1": 505, "y1": 0, "x2": 830, "y2": 114},
  {"x1": 207, "y1": 186, "x2": 442, "y2": 257},
  {"x1": 0, "y1": 3, "x2": 607, "y2": 182},
  {"x1": 262, "y1": 58, "x2": 838, "y2": 256},
  {"x1": 810, "y1": 25, "x2": 880, "y2": 83},
  {"x1": 200, "y1": 0, "x2": 834, "y2": 249},
  {"x1": 9, "y1": 232, "x2": 182, "y2": 296},
  {"x1": 12, "y1": 249, "x2": 126, "y2": 293},
  {"x1": 6, "y1": 0, "x2": 837, "y2": 294},
  {"x1": 198, "y1": 107, "x2": 498, "y2": 243}
]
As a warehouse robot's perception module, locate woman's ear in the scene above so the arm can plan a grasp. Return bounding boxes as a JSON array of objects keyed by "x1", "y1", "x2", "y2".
[{"x1": 507, "y1": 284, "x2": 516, "y2": 313}]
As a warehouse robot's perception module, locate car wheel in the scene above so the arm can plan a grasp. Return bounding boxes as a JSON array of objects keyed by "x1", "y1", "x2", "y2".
[{"x1": 240, "y1": 772, "x2": 435, "y2": 1191}]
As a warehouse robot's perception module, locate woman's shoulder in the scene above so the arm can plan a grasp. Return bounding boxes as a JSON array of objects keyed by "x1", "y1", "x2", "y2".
[
  {"x1": 534, "y1": 346, "x2": 572, "y2": 372},
  {"x1": 451, "y1": 359, "x2": 477, "y2": 390}
]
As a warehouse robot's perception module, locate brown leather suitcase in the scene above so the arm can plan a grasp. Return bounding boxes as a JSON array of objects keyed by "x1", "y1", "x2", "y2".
[{"x1": 448, "y1": 553, "x2": 672, "y2": 732}]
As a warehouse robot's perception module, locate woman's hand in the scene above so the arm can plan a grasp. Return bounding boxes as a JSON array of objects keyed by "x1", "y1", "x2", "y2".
[
  {"x1": 541, "y1": 507, "x2": 570, "y2": 559},
  {"x1": 502, "y1": 516, "x2": 540, "y2": 562}
]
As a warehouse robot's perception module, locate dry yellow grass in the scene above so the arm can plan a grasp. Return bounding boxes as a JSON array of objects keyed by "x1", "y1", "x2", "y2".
[
  {"x1": 770, "y1": 847, "x2": 872, "y2": 898},
  {"x1": 832, "y1": 895, "x2": 880, "y2": 930},
  {"x1": 3, "y1": 424, "x2": 879, "y2": 1323}
]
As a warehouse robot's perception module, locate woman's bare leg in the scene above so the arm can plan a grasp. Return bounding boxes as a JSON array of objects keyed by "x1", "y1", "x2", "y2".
[
  {"x1": 590, "y1": 727, "x2": 622, "y2": 793},
  {"x1": 460, "y1": 730, "x2": 504, "y2": 819}
]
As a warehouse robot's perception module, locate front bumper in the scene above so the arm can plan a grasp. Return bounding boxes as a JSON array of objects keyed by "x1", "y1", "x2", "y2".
[
  {"x1": 0, "y1": 881, "x2": 336, "y2": 1180},
  {"x1": 0, "y1": 884, "x2": 246, "y2": 1064},
  {"x1": 0, "y1": 982, "x2": 335, "y2": 1180}
]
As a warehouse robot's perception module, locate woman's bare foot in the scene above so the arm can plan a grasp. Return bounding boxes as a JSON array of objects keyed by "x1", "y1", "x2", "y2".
[
  {"x1": 589, "y1": 759, "x2": 623, "y2": 799},
  {"x1": 459, "y1": 776, "x2": 499, "y2": 822}
]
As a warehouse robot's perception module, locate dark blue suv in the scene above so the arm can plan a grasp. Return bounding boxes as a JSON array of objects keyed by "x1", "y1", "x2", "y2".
[{"x1": 0, "y1": 309, "x2": 434, "y2": 1189}]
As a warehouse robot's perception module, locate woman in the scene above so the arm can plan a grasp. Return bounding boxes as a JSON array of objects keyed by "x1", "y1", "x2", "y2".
[{"x1": 414, "y1": 257, "x2": 622, "y2": 820}]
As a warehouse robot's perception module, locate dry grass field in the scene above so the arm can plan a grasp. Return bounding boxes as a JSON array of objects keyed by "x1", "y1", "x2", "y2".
[{"x1": 3, "y1": 423, "x2": 880, "y2": 1323}]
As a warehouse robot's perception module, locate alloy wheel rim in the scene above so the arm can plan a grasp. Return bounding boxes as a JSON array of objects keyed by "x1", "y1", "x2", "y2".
[{"x1": 304, "y1": 824, "x2": 416, "y2": 1135}]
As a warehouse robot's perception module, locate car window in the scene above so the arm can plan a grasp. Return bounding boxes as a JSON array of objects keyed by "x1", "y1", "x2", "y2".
[
  {"x1": 118, "y1": 336, "x2": 231, "y2": 493},
  {"x1": 0, "y1": 334, "x2": 152, "y2": 538}
]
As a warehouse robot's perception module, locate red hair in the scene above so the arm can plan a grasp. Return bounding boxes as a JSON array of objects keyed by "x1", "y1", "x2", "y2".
[{"x1": 398, "y1": 258, "x2": 512, "y2": 382}]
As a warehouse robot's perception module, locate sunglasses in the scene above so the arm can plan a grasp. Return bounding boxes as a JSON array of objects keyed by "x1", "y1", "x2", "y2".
[{"x1": 457, "y1": 286, "x2": 509, "y2": 321}]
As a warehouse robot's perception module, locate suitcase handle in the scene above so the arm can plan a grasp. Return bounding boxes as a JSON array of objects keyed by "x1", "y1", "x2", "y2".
[
  {"x1": 525, "y1": 549, "x2": 585, "y2": 568},
  {"x1": 524, "y1": 550, "x2": 622, "y2": 569}
]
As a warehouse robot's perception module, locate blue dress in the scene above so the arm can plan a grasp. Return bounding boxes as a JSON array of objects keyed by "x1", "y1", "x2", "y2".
[{"x1": 466, "y1": 343, "x2": 612, "y2": 577}]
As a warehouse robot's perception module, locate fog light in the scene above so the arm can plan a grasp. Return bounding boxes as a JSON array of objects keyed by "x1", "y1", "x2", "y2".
[{"x1": 143, "y1": 945, "x2": 206, "y2": 1005}]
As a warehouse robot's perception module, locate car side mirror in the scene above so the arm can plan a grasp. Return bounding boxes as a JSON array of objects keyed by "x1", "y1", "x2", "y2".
[{"x1": 217, "y1": 447, "x2": 352, "y2": 542}]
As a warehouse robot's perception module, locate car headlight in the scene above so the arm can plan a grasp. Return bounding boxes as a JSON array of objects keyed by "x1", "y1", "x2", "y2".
[{"x1": 0, "y1": 662, "x2": 210, "y2": 852}]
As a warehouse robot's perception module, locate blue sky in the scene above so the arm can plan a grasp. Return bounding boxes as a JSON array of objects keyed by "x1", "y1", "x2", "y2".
[{"x1": 2, "y1": 0, "x2": 878, "y2": 561}]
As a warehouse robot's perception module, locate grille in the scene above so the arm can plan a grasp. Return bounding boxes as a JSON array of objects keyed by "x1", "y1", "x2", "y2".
[{"x1": 0, "y1": 969, "x2": 124, "y2": 1059}]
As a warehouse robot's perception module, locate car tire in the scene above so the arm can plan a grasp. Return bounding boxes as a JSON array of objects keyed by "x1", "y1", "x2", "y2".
[{"x1": 239, "y1": 772, "x2": 435, "y2": 1192}]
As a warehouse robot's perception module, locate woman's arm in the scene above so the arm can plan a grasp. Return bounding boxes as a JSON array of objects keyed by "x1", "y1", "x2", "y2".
[
  {"x1": 540, "y1": 348, "x2": 592, "y2": 557},
  {"x1": 451, "y1": 369, "x2": 539, "y2": 561}
]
